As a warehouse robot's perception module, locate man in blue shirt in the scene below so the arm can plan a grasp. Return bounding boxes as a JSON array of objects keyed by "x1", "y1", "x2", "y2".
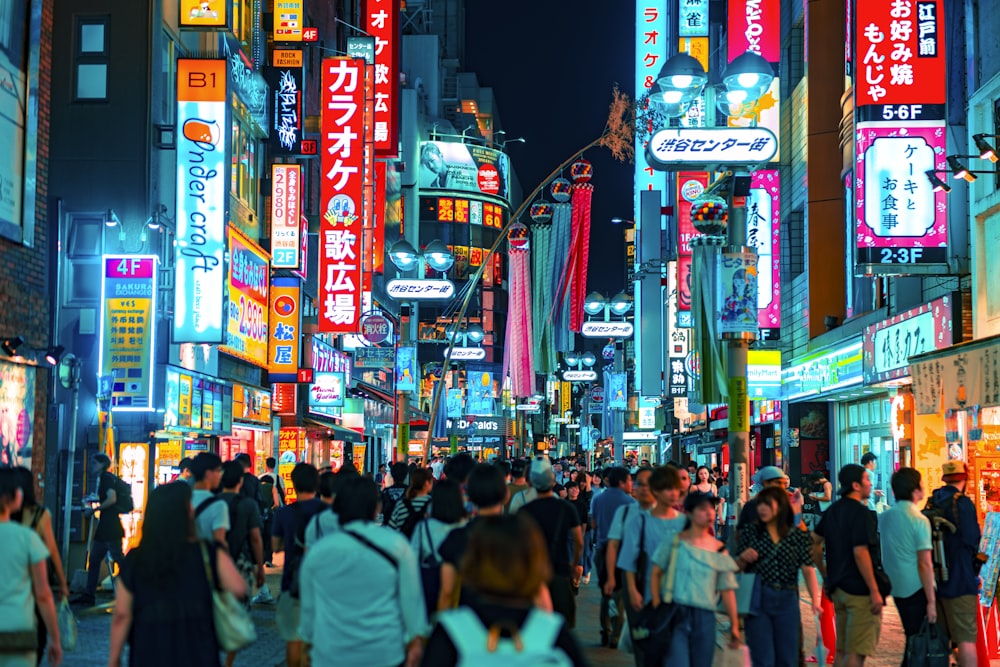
[
  {"x1": 930, "y1": 461, "x2": 981, "y2": 667},
  {"x1": 590, "y1": 466, "x2": 634, "y2": 647}
]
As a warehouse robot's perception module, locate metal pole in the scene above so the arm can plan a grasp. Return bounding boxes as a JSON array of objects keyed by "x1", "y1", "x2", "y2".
[
  {"x1": 613, "y1": 344, "x2": 625, "y2": 464},
  {"x1": 61, "y1": 361, "x2": 81, "y2": 569}
]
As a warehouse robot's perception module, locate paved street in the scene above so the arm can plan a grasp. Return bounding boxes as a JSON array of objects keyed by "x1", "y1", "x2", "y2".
[{"x1": 51, "y1": 562, "x2": 923, "y2": 667}]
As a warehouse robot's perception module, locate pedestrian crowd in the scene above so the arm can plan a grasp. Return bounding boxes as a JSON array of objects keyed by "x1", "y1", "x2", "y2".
[{"x1": 9, "y1": 447, "x2": 976, "y2": 667}]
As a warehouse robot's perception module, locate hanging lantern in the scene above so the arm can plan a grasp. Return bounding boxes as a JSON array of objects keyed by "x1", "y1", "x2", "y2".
[
  {"x1": 529, "y1": 201, "x2": 553, "y2": 224},
  {"x1": 690, "y1": 194, "x2": 728, "y2": 236},
  {"x1": 508, "y1": 221, "x2": 530, "y2": 252},
  {"x1": 602, "y1": 342, "x2": 615, "y2": 361},
  {"x1": 550, "y1": 178, "x2": 573, "y2": 202},
  {"x1": 570, "y1": 158, "x2": 593, "y2": 183}
]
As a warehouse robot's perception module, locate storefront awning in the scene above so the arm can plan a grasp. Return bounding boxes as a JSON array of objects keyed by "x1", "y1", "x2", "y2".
[
  {"x1": 910, "y1": 333, "x2": 1000, "y2": 414},
  {"x1": 301, "y1": 416, "x2": 364, "y2": 442}
]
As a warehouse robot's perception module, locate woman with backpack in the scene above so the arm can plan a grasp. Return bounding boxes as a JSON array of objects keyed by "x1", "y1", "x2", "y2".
[
  {"x1": 421, "y1": 514, "x2": 587, "y2": 666},
  {"x1": 11, "y1": 466, "x2": 69, "y2": 665},
  {"x1": 389, "y1": 468, "x2": 434, "y2": 537},
  {"x1": 108, "y1": 482, "x2": 247, "y2": 667},
  {"x1": 411, "y1": 479, "x2": 466, "y2": 619}
]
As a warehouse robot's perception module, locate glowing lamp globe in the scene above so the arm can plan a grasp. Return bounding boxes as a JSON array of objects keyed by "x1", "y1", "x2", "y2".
[
  {"x1": 508, "y1": 221, "x2": 530, "y2": 252},
  {"x1": 550, "y1": 178, "x2": 573, "y2": 202},
  {"x1": 689, "y1": 194, "x2": 729, "y2": 236},
  {"x1": 570, "y1": 158, "x2": 593, "y2": 183},
  {"x1": 529, "y1": 201, "x2": 553, "y2": 224}
]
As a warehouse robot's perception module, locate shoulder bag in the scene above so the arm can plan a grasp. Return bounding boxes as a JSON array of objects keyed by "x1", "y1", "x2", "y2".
[
  {"x1": 200, "y1": 542, "x2": 257, "y2": 652},
  {"x1": 631, "y1": 534, "x2": 685, "y2": 667},
  {"x1": 418, "y1": 520, "x2": 443, "y2": 618}
]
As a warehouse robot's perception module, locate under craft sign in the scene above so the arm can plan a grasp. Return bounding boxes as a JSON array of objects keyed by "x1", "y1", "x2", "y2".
[{"x1": 646, "y1": 127, "x2": 777, "y2": 170}]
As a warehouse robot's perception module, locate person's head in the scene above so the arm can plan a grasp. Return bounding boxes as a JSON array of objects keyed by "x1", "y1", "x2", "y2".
[
  {"x1": 430, "y1": 478, "x2": 466, "y2": 524},
  {"x1": 683, "y1": 490, "x2": 720, "y2": 529},
  {"x1": 730, "y1": 268, "x2": 746, "y2": 294},
  {"x1": 0, "y1": 467, "x2": 23, "y2": 515},
  {"x1": 333, "y1": 477, "x2": 380, "y2": 524},
  {"x1": 420, "y1": 142, "x2": 446, "y2": 174},
  {"x1": 318, "y1": 471, "x2": 337, "y2": 501},
  {"x1": 234, "y1": 452, "x2": 252, "y2": 471},
  {"x1": 860, "y1": 452, "x2": 878, "y2": 470},
  {"x1": 696, "y1": 466, "x2": 711, "y2": 484},
  {"x1": 942, "y1": 460, "x2": 969, "y2": 491},
  {"x1": 12, "y1": 467, "x2": 34, "y2": 509},
  {"x1": 290, "y1": 462, "x2": 320, "y2": 495},
  {"x1": 495, "y1": 460, "x2": 511, "y2": 480},
  {"x1": 466, "y1": 463, "x2": 508, "y2": 510},
  {"x1": 191, "y1": 452, "x2": 223, "y2": 487},
  {"x1": 179, "y1": 457, "x2": 194, "y2": 478},
  {"x1": 756, "y1": 465, "x2": 789, "y2": 491},
  {"x1": 221, "y1": 460, "x2": 245, "y2": 492},
  {"x1": 811, "y1": 470, "x2": 828, "y2": 484},
  {"x1": 265, "y1": 456, "x2": 277, "y2": 471},
  {"x1": 460, "y1": 514, "x2": 551, "y2": 602},
  {"x1": 686, "y1": 463, "x2": 697, "y2": 475},
  {"x1": 90, "y1": 453, "x2": 112, "y2": 476},
  {"x1": 565, "y1": 481, "x2": 579, "y2": 500},
  {"x1": 838, "y1": 463, "x2": 872, "y2": 501},
  {"x1": 510, "y1": 459, "x2": 527, "y2": 481},
  {"x1": 755, "y1": 486, "x2": 794, "y2": 538},
  {"x1": 891, "y1": 467, "x2": 923, "y2": 503},
  {"x1": 390, "y1": 461, "x2": 409, "y2": 486},
  {"x1": 406, "y1": 468, "x2": 434, "y2": 499},
  {"x1": 649, "y1": 465, "x2": 683, "y2": 508},
  {"x1": 444, "y1": 453, "x2": 476, "y2": 485},
  {"x1": 634, "y1": 466, "x2": 654, "y2": 506},
  {"x1": 378, "y1": 463, "x2": 387, "y2": 473},
  {"x1": 676, "y1": 465, "x2": 692, "y2": 493},
  {"x1": 133, "y1": 482, "x2": 195, "y2": 580},
  {"x1": 528, "y1": 456, "x2": 557, "y2": 493},
  {"x1": 605, "y1": 466, "x2": 633, "y2": 494}
]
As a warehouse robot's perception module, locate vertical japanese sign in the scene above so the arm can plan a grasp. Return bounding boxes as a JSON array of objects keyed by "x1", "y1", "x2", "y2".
[
  {"x1": 676, "y1": 172, "x2": 710, "y2": 327},
  {"x1": 273, "y1": 0, "x2": 304, "y2": 42},
  {"x1": 373, "y1": 160, "x2": 387, "y2": 274},
  {"x1": 271, "y1": 164, "x2": 301, "y2": 268},
  {"x1": 99, "y1": 256, "x2": 157, "y2": 410},
  {"x1": 395, "y1": 346, "x2": 417, "y2": 393},
  {"x1": 222, "y1": 229, "x2": 270, "y2": 366},
  {"x1": 319, "y1": 58, "x2": 365, "y2": 332},
  {"x1": 608, "y1": 374, "x2": 628, "y2": 410},
  {"x1": 748, "y1": 170, "x2": 781, "y2": 339},
  {"x1": 666, "y1": 260, "x2": 689, "y2": 397},
  {"x1": 727, "y1": 0, "x2": 780, "y2": 63},
  {"x1": 362, "y1": 61, "x2": 376, "y2": 290},
  {"x1": 853, "y1": 0, "x2": 947, "y2": 274},
  {"x1": 175, "y1": 59, "x2": 227, "y2": 343},
  {"x1": 863, "y1": 295, "x2": 953, "y2": 384},
  {"x1": 718, "y1": 251, "x2": 759, "y2": 336},
  {"x1": 266, "y1": 50, "x2": 304, "y2": 156},
  {"x1": 268, "y1": 277, "x2": 301, "y2": 382},
  {"x1": 365, "y1": 0, "x2": 399, "y2": 157},
  {"x1": 634, "y1": 0, "x2": 667, "y2": 211},
  {"x1": 678, "y1": 0, "x2": 708, "y2": 36}
]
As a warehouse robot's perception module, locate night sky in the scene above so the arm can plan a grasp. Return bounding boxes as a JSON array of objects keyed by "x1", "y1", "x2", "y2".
[{"x1": 464, "y1": 0, "x2": 636, "y2": 296}]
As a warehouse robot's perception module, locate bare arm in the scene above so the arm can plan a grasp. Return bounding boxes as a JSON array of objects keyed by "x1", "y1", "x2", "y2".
[
  {"x1": 603, "y1": 539, "x2": 621, "y2": 594},
  {"x1": 30, "y1": 560, "x2": 62, "y2": 666},
  {"x1": 649, "y1": 564, "x2": 664, "y2": 607},
  {"x1": 852, "y1": 544, "x2": 884, "y2": 613},
  {"x1": 625, "y1": 571, "x2": 644, "y2": 611},
  {"x1": 570, "y1": 525, "x2": 584, "y2": 579},
  {"x1": 108, "y1": 582, "x2": 133, "y2": 666},
  {"x1": 39, "y1": 510, "x2": 69, "y2": 598},
  {"x1": 811, "y1": 534, "x2": 827, "y2": 579},
  {"x1": 802, "y1": 565, "x2": 822, "y2": 615},
  {"x1": 917, "y1": 549, "x2": 937, "y2": 623},
  {"x1": 215, "y1": 547, "x2": 249, "y2": 599},
  {"x1": 438, "y1": 563, "x2": 458, "y2": 611},
  {"x1": 720, "y1": 589, "x2": 740, "y2": 645}
]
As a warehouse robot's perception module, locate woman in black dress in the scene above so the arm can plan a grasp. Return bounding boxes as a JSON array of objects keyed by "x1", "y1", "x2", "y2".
[{"x1": 108, "y1": 482, "x2": 247, "y2": 667}]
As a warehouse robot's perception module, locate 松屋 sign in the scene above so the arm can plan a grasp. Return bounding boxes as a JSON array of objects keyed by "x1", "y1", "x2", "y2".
[
  {"x1": 365, "y1": 0, "x2": 399, "y2": 158},
  {"x1": 863, "y1": 295, "x2": 954, "y2": 384},
  {"x1": 581, "y1": 321, "x2": 634, "y2": 338},
  {"x1": 271, "y1": 164, "x2": 301, "y2": 268},
  {"x1": 646, "y1": 127, "x2": 777, "y2": 170},
  {"x1": 268, "y1": 278, "x2": 301, "y2": 383},
  {"x1": 99, "y1": 256, "x2": 157, "y2": 411},
  {"x1": 175, "y1": 59, "x2": 227, "y2": 343},
  {"x1": 319, "y1": 58, "x2": 365, "y2": 333}
]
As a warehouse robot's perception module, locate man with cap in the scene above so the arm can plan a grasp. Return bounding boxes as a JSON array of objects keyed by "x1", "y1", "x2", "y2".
[
  {"x1": 736, "y1": 466, "x2": 803, "y2": 542},
  {"x1": 518, "y1": 455, "x2": 584, "y2": 628},
  {"x1": 812, "y1": 463, "x2": 885, "y2": 667},
  {"x1": 928, "y1": 460, "x2": 981, "y2": 667}
]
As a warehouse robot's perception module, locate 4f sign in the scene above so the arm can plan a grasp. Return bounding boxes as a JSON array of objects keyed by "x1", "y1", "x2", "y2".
[{"x1": 581, "y1": 321, "x2": 634, "y2": 338}]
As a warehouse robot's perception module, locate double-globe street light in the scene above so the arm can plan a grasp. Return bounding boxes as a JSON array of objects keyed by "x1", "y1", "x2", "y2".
[{"x1": 644, "y1": 49, "x2": 774, "y2": 527}]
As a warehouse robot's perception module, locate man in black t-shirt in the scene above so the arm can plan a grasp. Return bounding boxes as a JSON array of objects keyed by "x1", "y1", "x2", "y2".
[
  {"x1": 519, "y1": 456, "x2": 583, "y2": 628},
  {"x1": 381, "y1": 462, "x2": 409, "y2": 523},
  {"x1": 72, "y1": 453, "x2": 125, "y2": 607},
  {"x1": 813, "y1": 463, "x2": 884, "y2": 665}
]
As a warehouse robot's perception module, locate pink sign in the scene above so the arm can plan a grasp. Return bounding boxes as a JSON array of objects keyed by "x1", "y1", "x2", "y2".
[
  {"x1": 728, "y1": 0, "x2": 780, "y2": 63},
  {"x1": 748, "y1": 170, "x2": 780, "y2": 339}
]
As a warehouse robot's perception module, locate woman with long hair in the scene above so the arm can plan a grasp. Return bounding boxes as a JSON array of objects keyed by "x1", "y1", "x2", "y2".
[
  {"x1": 11, "y1": 466, "x2": 69, "y2": 665},
  {"x1": 0, "y1": 468, "x2": 61, "y2": 667},
  {"x1": 108, "y1": 482, "x2": 247, "y2": 667},
  {"x1": 421, "y1": 514, "x2": 587, "y2": 666},
  {"x1": 411, "y1": 478, "x2": 466, "y2": 619},
  {"x1": 388, "y1": 467, "x2": 434, "y2": 536},
  {"x1": 692, "y1": 466, "x2": 717, "y2": 496},
  {"x1": 735, "y1": 486, "x2": 822, "y2": 667}
]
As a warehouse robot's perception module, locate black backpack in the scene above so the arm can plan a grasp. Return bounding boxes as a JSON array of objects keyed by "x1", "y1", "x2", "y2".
[
  {"x1": 397, "y1": 498, "x2": 428, "y2": 539},
  {"x1": 104, "y1": 473, "x2": 134, "y2": 513},
  {"x1": 923, "y1": 492, "x2": 962, "y2": 583}
]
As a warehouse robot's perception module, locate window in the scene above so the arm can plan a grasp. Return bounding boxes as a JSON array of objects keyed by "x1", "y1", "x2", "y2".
[
  {"x1": 232, "y1": 0, "x2": 253, "y2": 56},
  {"x1": 230, "y1": 110, "x2": 259, "y2": 212},
  {"x1": 160, "y1": 33, "x2": 176, "y2": 123},
  {"x1": 75, "y1": 17, "x2": 109, "y2": 101},
  {"x1": 64, "y1": 214, "x2": 103, "y2": 305}
]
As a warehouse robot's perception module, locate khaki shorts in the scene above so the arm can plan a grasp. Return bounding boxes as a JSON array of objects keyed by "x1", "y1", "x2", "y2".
[
  {"x1": 275, "y1": 591, "x2": 301, "y2": 642},
  {"x1": 937, "y1": 595, "x2": 978, "y2": 644},
  {"x1": 831, "y1": 589, "x2": 882, "y2": 656}
]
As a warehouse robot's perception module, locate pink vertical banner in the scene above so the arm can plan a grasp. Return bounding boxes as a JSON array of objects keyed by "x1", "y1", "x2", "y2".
[{"x1": 748, "y1": 170, "x2": 780, "y2": 340}]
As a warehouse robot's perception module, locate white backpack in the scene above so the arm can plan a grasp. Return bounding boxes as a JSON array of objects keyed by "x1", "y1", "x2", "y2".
[{"x1": 437, "y1": 608, "x2": 572, "y2": 667}]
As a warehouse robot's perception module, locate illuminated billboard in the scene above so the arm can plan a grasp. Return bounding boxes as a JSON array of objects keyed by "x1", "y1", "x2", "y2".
[
  {"x1": 99, "y1": 256, "x2": 157, "y2": 411},
  {"x1": 271, "y1": 164, "x2": 301, "y2": 268},
  {"x1": 221, "y1": 228, "x2": 270, "y2": 366},
  {"x1": 418, "y1": 141, "x2": 510, "y2": 201},
  {"x1": 366, "y1": 0, "x2": 400, "y2": 157}
]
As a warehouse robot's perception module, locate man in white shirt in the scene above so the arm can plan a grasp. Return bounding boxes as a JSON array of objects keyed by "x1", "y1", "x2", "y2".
[{"x1": 190, "y1": 453, "x2": 229, "y2": 543}]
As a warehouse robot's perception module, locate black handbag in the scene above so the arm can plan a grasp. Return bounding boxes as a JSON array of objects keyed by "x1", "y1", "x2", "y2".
[
  {"x1": 417, "y1": 519, "x2": 443, "y2": 618},
  {"x1": 905, "y1": 620, "x2": 950, "y2": 667},
  {"x1": 631, "y1": 534, "x2": 685, "y2": 667}
]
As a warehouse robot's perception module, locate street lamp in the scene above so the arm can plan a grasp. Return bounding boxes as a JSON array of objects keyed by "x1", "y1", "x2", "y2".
[
  {"x1": 584, "y1": 291, "x2": 634, "y2": 318},
  {"x1": 388, "y1": 239, "x2": 420, "y2": 271},
  {"x1": 652, "y1": 51, "x2": 773, "y2": 119}
]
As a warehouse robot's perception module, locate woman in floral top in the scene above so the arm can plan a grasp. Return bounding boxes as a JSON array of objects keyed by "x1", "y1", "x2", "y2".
[
  {"x1": 736, "y1": 486, "x2": 822, "y2": 667},
  {"x1": 649, "y1": 491, "x2": 739, "y2": 667}
]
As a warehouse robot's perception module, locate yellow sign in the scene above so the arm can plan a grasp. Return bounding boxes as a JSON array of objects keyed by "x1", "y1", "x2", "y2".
[
  {"x1": 679, "y1": 37, "x2": 710, "y2": 72},
  {"x1": 268, "y1": 279, "x2": 301, "y2": 380},
  {"x1": 273, "y1": 0, "x2": 304, "y2": 41},
  {"x1": 273, "y1": 49, "x2": 303, "y2": 68},
  {"x1": 278, "y1": 428, "x2": 305, "y2": 503},
  {"x1": 180, "y1": 0, "x2": 227, "y2": 28},
  {"x1": 729, "y1": 377, "x2": 749, "y2": 432},
  {"x1": 119, "y1": 442, "x2": 149, "y2": 549},
  {"x1": 560, "y1": 382, "x2": 571, "y2": 416},
  {"x1": 221, "y1": 227, "x2": 270, "y2": 366},
  {"x1": 353, "y1": 443, "x2": 366, "y2": 473}
]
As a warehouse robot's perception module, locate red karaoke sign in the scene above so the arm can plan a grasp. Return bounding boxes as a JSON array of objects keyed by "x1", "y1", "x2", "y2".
[{"x1": 365, "y1": 0, "x2": 399, "y2": 158}]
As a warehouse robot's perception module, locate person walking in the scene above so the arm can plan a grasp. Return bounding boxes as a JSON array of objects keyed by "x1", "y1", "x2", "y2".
[
  {"x1": 190, "y1": 453, "x2": 228, "y2": 544},
  {"x1": 388, "y1": 468, "x2": 434, "y2": 537},
  {"x1": 878, "y1": 468, "x2": 936, "y2": 667},
  {"x1": 928, "y1": 461, "x2": 981, "y2": 667},
  {"x1": 299, "y1": 477, "x2": 427, "y2": 667},
  {"x1": 813, "y1": 464, "x2": 886, "y2": 667},
  {"x1": 218, "y1": 462, "x2": 265, "y2": 625},
  {"x1": 0, "y1": 468, "x2": 62, "y2": 667},
  {"x1": 72, "y1": 453, "x2": 126, "y2": 607},
  {"x1": 108, "y1": 482, "x2": 246, "y2": 667},
  {"x1": 649, "y1": 491, "x2": 740, "y2": 667},
  {"x1": 692, "y1": 466, "x2": 717, "y2": 496},
  {"x1": 505, "y1": 459, "x2": 530, "y2": 512},
  {"x1": 411, "y1": 478, "x2": 466, "y2": 619},
  {"x1": 421, "y1": 514, "x2": 588, "y2": 666},
  {"x1": 258, "y1": 456, "x2": 284, "y2": 569},
  {"x1": 861, "y1": 453, "x2": 886, "y2": 513},
  {"x1": 736, "y1": 486, "x2": 822, "y2": 667},
  {"x1": 381, "y1": 462, "x2": 410, "y2": 525},
  {"x1": 591, "y1": 466, "x2": 635, "y2": 648}
]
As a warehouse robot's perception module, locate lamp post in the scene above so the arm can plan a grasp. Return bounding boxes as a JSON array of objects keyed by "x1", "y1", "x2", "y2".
[
  {"x1": 582, "y1": 292, "x2": 633, "y2": 462},
  {"x1": 645, "y1": 50, "x2": 774, "y2": 530},
  {"x1": 59, "y1": 353, "x2": 83, "y2": 569}
]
